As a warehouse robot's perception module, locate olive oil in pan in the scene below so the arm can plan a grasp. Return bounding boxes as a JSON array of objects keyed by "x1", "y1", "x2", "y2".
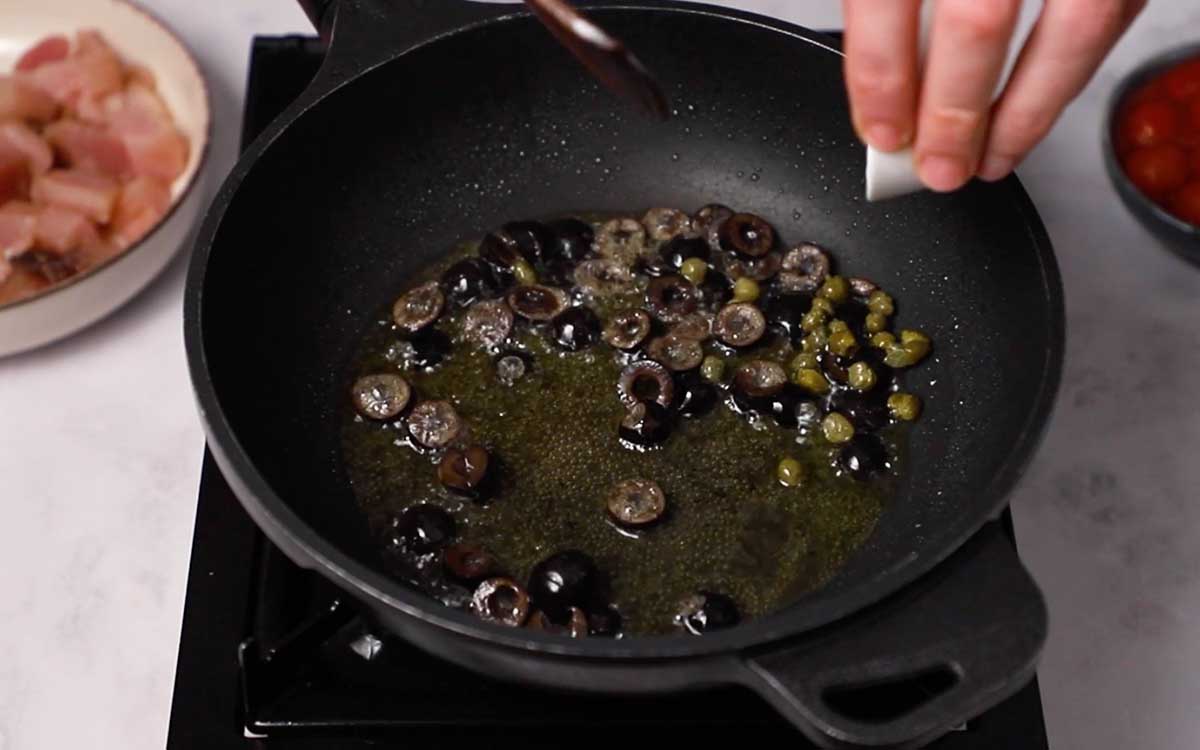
[{"x1": 342, "y1": 239, "x2": 901, "y2": 636}]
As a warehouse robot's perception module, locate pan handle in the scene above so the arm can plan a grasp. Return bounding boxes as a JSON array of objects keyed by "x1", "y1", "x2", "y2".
[
  {"x1": 295, "y1": 0, "x2": 518, "y2": 86},
  {"x1": 739, "y1": 521, "x2": 1047, "y2": 749}
]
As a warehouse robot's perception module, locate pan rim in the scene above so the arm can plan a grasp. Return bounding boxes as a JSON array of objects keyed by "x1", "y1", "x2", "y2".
[{"x1": 183, "y1": 3, "x2": 1064, "y2": 661}]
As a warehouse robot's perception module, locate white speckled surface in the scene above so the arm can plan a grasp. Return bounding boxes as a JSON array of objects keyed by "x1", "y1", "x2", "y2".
[{"x1": 0, "y1": 2, "x2": 1198, "y2": 749}]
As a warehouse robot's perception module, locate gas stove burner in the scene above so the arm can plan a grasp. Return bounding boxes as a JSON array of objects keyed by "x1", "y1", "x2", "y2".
[{"x1": 165, "y1": 36, "x2": 1050, "y2": 750}]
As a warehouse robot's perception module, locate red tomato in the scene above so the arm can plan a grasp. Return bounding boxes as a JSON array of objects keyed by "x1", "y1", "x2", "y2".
[
  {"x1": 1190, "y1": 147, "x2": 1200, "y2": 177},
  {"x1": 1162, "y1": 59, "x2": 1200, "y2": 101},
  {"x1": 1124, "y1": 144, "x2": 1189, "y2": 197},
  {"x1": 1120, "y1": 99, "x2": 1181, "y2": 148},
  {"x1": 1128, "y1": 77, "x2": 1167, "y2": 107},
  {"x1": 1168, "y1": 182, "x2": 1200, "y2": 226},
  {"x1": 1189, "y1": 96, "x2": 1200, "y2": 131}
]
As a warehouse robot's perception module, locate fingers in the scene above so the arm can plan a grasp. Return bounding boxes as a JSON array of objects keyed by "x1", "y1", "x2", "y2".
[
  {"x1": 978, "y1": 0, "x2": 1146, "y2": 181},
  {"x1": 914, "y1": 0, "x2": 1022, "y2": 191},
  {"x1": 842, "y1": 0, "x2": 923, "y2": 151}
]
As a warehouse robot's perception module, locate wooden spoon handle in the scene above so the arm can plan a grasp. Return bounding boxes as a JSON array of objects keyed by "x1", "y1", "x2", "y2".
[{"x1": 522, "y1": 0, "x2": 670, "y2": 120}]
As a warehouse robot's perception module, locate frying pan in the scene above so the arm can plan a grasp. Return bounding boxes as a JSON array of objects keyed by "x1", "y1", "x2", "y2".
[{"x1": 183, "y1": 1, "x2": 1064, "y2": 747}]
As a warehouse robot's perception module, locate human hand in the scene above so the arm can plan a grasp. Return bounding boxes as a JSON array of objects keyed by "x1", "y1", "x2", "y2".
[{"x1": 843, "y1": 0, "x2": 1146, "y2": 191}]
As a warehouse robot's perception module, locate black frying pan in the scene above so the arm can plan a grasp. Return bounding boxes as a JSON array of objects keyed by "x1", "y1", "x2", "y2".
[{"x1": 183, "y1": 1, "x2": 1064, "y2": 747}]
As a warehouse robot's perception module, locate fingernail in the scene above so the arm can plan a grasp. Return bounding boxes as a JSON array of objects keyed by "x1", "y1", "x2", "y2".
[
  {"x1": 918, "y1": 155, "x2": 969, "y2": 192},
  {"x1": 978, "y1": 154, "x2": 1015, "y2": 182},
  {"x1": 863, "y1": 122, "x2": 906, "y2": 151}
]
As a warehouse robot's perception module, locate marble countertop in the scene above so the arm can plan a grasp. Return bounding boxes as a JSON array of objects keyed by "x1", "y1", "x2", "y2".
[{"x1": 1, "y1": 1, "x2": 1198, "y2": 749}]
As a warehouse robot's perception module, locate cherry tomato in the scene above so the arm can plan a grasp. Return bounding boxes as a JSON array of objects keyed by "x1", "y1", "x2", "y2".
[
  {"x1": 1128, "y1": 77, "x2": 1167, "y2": 107},
  {"x1": 1124, "y1": 144, "x2": 1189, "y2": 197},
  {"x1": 1189, "y1": 147, "x2": 1200, "y2": 177},
  {"x1": 1120, "y1": 99, "x2": 1181, "y2": 148},
  {"x1": 1168, "y1": 182, "x2": 1200, "y2": 226},
  {"x1": 1188, "y1": 96, "x2": 1200, "y2": 132},
  {"x1": 1163, "y1": 59, "x2": 1200, "y2": 101}
]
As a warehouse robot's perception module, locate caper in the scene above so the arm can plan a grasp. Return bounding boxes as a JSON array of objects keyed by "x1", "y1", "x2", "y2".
[
  {"x1": 776, "y1": 457, "x2": 806, "y2": 488},
  {"x1": 828, "y1": 319, "x2": 849, "y2": 334},
  {"x1": 888, "y1": 392, "x2": 922, "y2": 421},
  {"x1": 900, "y1": 328, "x2": 931, "y2": 347},
  {"x1": 868, "y1": 290, "x2": 895, "y2": 316},
  {"x1": 865, "y1": 312, "x2": 887, "y2": 333},
  {"x1": 700, "y1": 355, "x2": 726, "y2": 383},
  {"x1": 871, "y1": 331, "x2": 896, "y2": 348},
  {"x1": 680, "y1": 257, "x2": 708, "y2": 285},
  {"x1": 790, "y1": 352, "x2": 819, "y2": 370},
  {"x1": 821, "y1": 412, "x2": 855, "y2": 444},
  {"x1": 883, "y1": 330, "x2": 931, "y2": 367},
  {"x1": 802, "y1": 330, "x2": 828, "y2": 352},
  {"x1": 810, "y1": 297, "x2": 834, "y2": 317},
  {"x1": 801, "y1": 310, "x2": 826, "y2": 333},
  {"x1": 792, "y1": 367, "x2": 830, "y2": 395},
  {"x1": 731, "y1": 276, "x2": 761, "y2": 303},
  {"x1": 819, "y1": 275, "x2": 850, "y2": 303},
  {"x1": 847, "y1": 361, "x2": 877, "y2": 391},
  {"x1": 827, "y1": 329, "x2": 859, "y2": 358},
  {"x1": 512, "y1": 259, "x2": 538, "y2": 286}
]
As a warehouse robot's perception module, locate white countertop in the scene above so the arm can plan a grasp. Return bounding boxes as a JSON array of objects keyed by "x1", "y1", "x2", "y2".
[{"x1": 1, "y1": 2, "x2": 1198, "y2": 749}]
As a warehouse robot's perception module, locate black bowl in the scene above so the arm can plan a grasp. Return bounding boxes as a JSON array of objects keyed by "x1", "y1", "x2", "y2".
[{"x1": 1103, "y1": 42, "x2": 1200, "y2": 267}]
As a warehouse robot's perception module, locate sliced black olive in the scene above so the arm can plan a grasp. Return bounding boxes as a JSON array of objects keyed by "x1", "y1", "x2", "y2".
[
  {"x1": 821, "y1": 351, "x2": 852, "y2": 385},
  {"x1": 724, "y1": 251, "x2": 781, "y2": 282},
  {"x1": 539, "y1": 258, "x2": 576, "y2": 288},
  {"x1": 675, "y1": 591, "x2": 740, "y2": 634},
  {"x1": 495, "y1": 350, "x2": 531, "y2": 386},
  {"x1": 646, "y1": 334, "x2": 704, "y2": 372},
  {"x1": 673, "y1": 371, "x2": 718, "y2": 418},
  {"x1": 478, "y1": 231, "x2": 527, "y2": 285},
  {"x1": 849, "y1": 277, "x2": 878, "y2": 298},
  {"x1": 527, "y1": 607, "x2": 589, "y2": 637},
  {"x1": 646, "y1": 275, "x2": 700, "y2": 323},
  {"x1": 765, "y1": 385, "x2": 813, "y2": 428},
  {"x1": 718, "y1": 213, "x2": 775, "y2": 259},
  {"x1": 779, "y1": 243, "x2": 831, "y2": 293},
  {"x1": 472, "y1": 577, "x2": 531, "y2": 627},
  {"x1": 619, "y1": 401, "x2": 672, "y2": 448},
  {"x1": 437, "y1": 444, "x2": 492, "y2": 498},
  {"x1": 573, "y1": 258, "x2": 635, "y2": 297},
  {"x1": 606, "y1": 478, "x2": 667, "y2": 527},
  {"x1": 461, "y1": 299, "x2": 514, "y2": 350},
  {"x1": 603, "y1": 309, "x2": 652, "y2": 351},
  {"x1": 658, "y1": 236, "x2": 711, "y2": 269},
  {"x1": 695, "y1": 204, "x2": 735, "y2": 251},
  {"x1": 617, "y1": 360, "x2": 675, "y2": 409},
  {"x1": 734, "y1": 360, "x2": 788, "y2": 399},
  {"x1": 507, "y1": 284, "x2": 569, "y2": 321},
  {"x1": 669, "y1": 312, "x2": 713, "y2": 341},
  {"x1": 351, "y1": 374, "x2": 411, "y2": 420},
  {"x1": 441, "y1": 258, "x2": 497, "y2": 308},
  {"x1": 443, "y1": 542, "x2": 500, "y2": 581},
  {"x1": 763, "y1": 293, "x2": 811, "y2": 341},
  {"x1": 699, "y1": 269, "x2": 734, "y2": 308},
  {"x1": 392, "y1": 281, "x2": 445, "y2": 334},
  {"x1": 587, "y1": 605, "x2": 623, "y2": 637},
  {"x1": 596, "y1": 217, "x2": 648, "y2": 266},
  {"x1": 642, "y1": 207, "x2": 694, "y2": 242},
  {"x1": 839, "y1": 433, "x2": 889, "y2": 480},
  {"x1": 528, "y1": 550, "x2": 597, "y2": 618},
  {"x1": 406, "y1": 328, "x2": 452, "y2": 368},
  {"x1": 407, "y1": 400, "x2": 462, "y2": 448},
  {"x1": 637, "y1": 256, "x2": 677, "y2": 278},
  {"x1": 393, "y1": 504, "x2": 456, "y2": 554},
  {"x1": 713, "y1": 303, "x2": 767, "y2": 348},
  {"x1": 552, "y1": 307, "x2": 602, "y2": 351},
  {"x1": 827, "y1": 390, "x2": 891, "y2": 433},
  {"x1": 545, "y1": 218, "x2": 595, "y2": 262},
  {"x1": 502, "y1": 220, "x2": 554, "y2": 262}
]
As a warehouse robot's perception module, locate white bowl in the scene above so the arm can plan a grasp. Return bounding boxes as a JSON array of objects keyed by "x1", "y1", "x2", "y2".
[{"x1": 0, "y1": 0, "x2": 211, "y2": 357}]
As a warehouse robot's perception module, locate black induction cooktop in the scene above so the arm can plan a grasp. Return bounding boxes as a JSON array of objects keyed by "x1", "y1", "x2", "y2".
[{"x1": 165, "y1": 35, "x2": 1050, "y2": 750}]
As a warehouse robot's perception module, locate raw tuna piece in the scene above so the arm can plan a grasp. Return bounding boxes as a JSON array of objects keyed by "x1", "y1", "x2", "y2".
[
  {"x1": 0, "y1": 122, "x2": 53, "y2": 174},
  {"x1": 74, "y1": 30, "x2": 125, "y2": 101},
  {"x1": 33, "y1": 204, "x2": 100, "y2": 254},
  {"x1": 110, "y1": 175, "x2": 170, "y2": 248},
  {"x1": 0, "y1": 202, "x2": 38, "y2": 259},
  {"x1": 44, "y1": 119, "x2": 130, "y2": 177},
  {"x1": 15, "y1": 35, "x2": 70, "y2": 72},
  {"x1": 31, "y1": 169, "x2": 119, "y2": 224},
  {"x1": 105, "y1": 86, "x2": 188, "y2": 182},
  {"x1": 0, "y1": 75, "x2": 58, "y2": 123},
  {"x1": 0, "y1": 255, "x2": 11, "y2": 286},
  {"x1": 0, "y1": 146, "x2": 32, "y2": 204}
]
